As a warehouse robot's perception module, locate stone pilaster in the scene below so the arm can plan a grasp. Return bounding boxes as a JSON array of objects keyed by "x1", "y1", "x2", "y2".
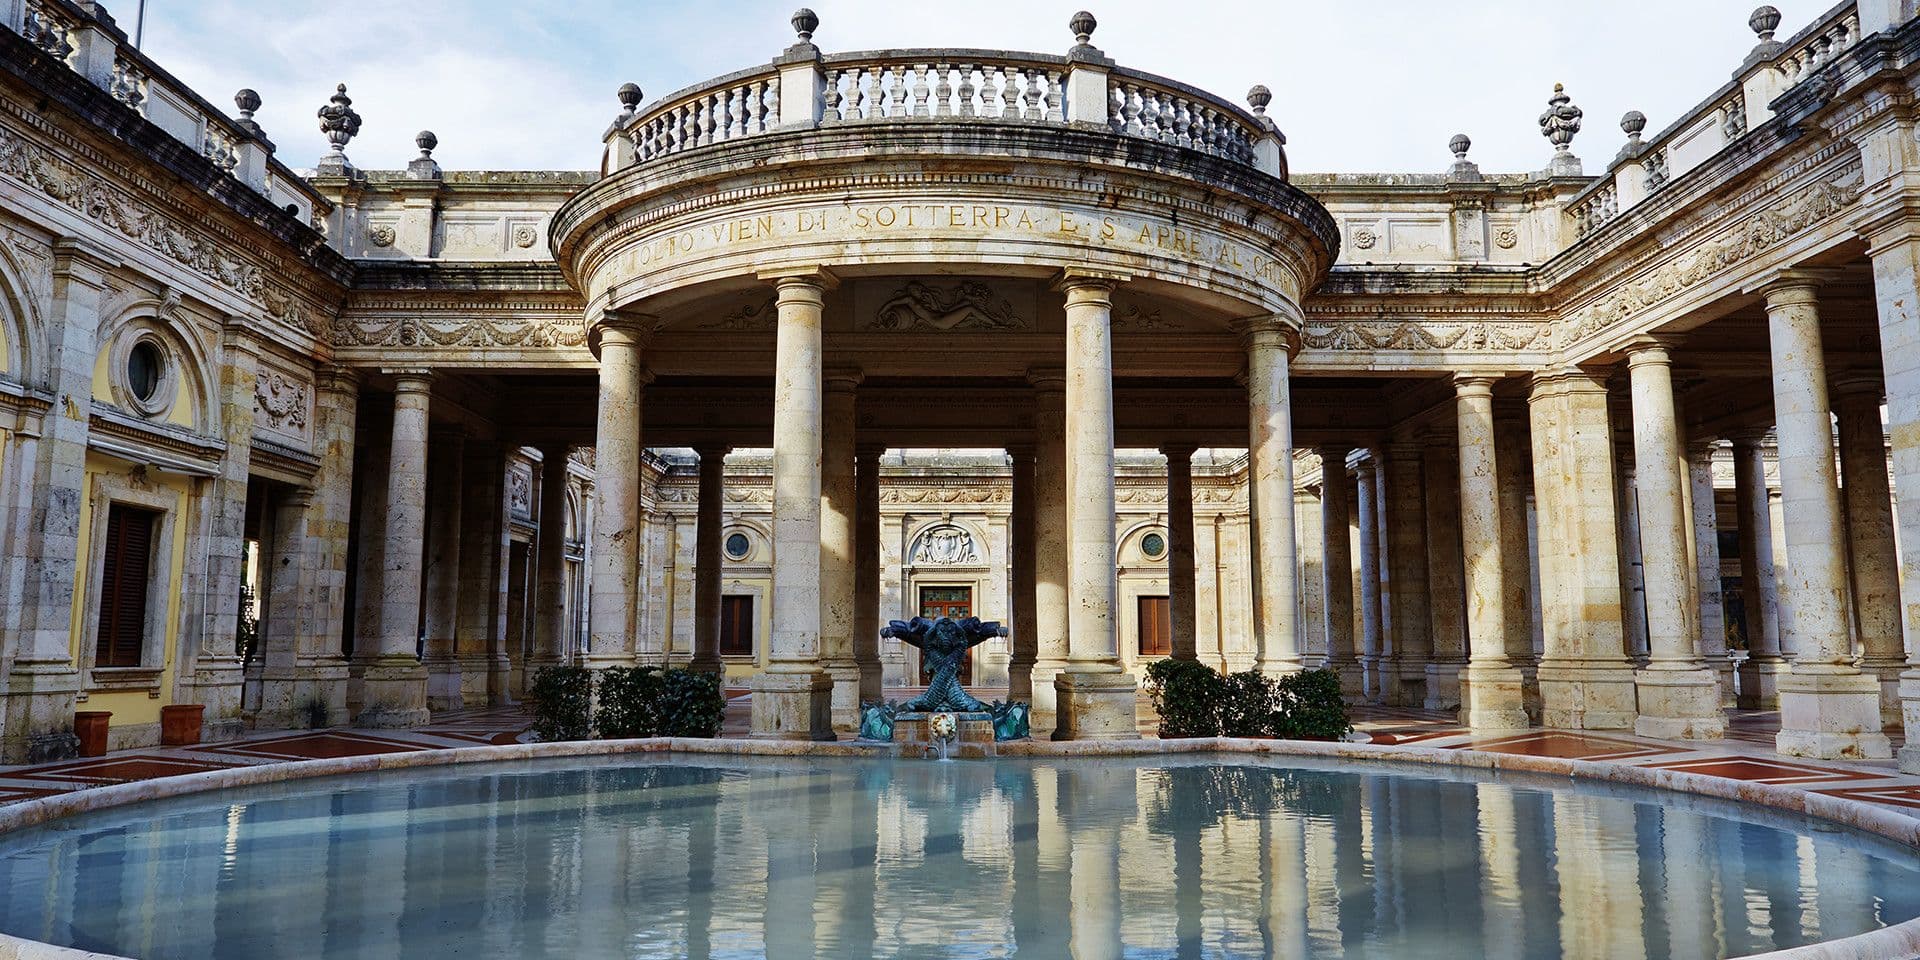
[
  {"x1": 752, "y1": 270, "x2": 835, "y2": 740},
  {"x1": 1860, "y1": 215, "x2": 1920, "y2": 772},
  {"x1": 186, "y1": 321, "x2": 260, "y2": 739},
  {"x1": 1316, "y1": 445, "x2": 1362, "y2": 696},
  {"x1": 1494, "y1": 407, "x2": 1542, "y2": 719},
  {"x1": 455, "y1": 440, "x2": 507, "y2": 703},
  {"x1": 1293, "y1": 485, "x2": 1326, "y2": 665},
  {"x1": 1162, "y1": 444, "x2": 1199, "y2": 662},
  {"x1": 531, "y1": 445, "x2": 573, "y2": 673},
  {"x1": 1422, "y1": 432, "x2": 1467, "y2": 711},
  {"x1": 1053, "y1": 273, "x2": 1138, "y2": 740},
  {"x1": 295, "y1": 367, "x2": 359, "y2": 725},
  {"x1": 1834, "y1": 378, "x2": 1904, "y2": 729},
  {"x1": 1754, "y1": 278, "x2": 1889, "y2": 759},
  {"x1": 587, "y1": 315, "x2": 652, "y2": 668},
  {"x1": 819, "y1": 369, "x2": 862, "y2": 731},
  {"x1": 1354, "y1": 456, "x2": 1387, "y2": 702},
  {"x1": 1030, "y1": 369, "x2": 1070, "y2": 732},
  {"x1": 1527, "y1": 368, "x2": 1638, "y2": 730},
  {"x1": 853, "y1": 444, "x2": 884, "y2": 706},
  {"x1": 1008, "y1": 446, "x2": 1038, "y2": 699},
  {"x1": 688, "y1": 444, "x2": 727, "y2": 676},
  {"x1": 422, "y1": 428, "x2": 465, "y2": 712},
  {"x1": 1622, "y1": 339, "x2": 1724, "y2": 739},
  {"x1": 1454, "y1": 375, "x2": 1528, "y2": 729},
  {"x1": 254, "y1": 486, "x2": 316, "y2": 730},
  {"x1": 1730, "y1": 431, "x2": 1787, "y2": 707},
  {"x1": 1382, "y1": 440, "x2": 1430, "y2": 706},
  {"x1": 1685, "y1": 437, "x2": 1736, "y2": 706},
  {"x1": 355, "y1": 370, "x2": 432, "y2": 728},
  {"x1": 1241, "y1": 314, "x2": 1303, "y2": 676}
]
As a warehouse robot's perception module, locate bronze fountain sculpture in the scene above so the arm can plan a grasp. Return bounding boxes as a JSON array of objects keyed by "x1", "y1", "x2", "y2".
[{"x1": 858, "y1": 616, "x2": 1030, "y2": 742}]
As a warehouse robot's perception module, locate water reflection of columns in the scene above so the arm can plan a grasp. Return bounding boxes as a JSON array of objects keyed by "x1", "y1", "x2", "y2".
[
  {"x1": 1657, "y1": 804, "x2": 1717, "y2": 959},
  {"x1": 765, "y1": 768, "x2": 819, "y2": 960},
  {"x1": 1060, "y1": 765, "x2": 1131, "y2": 957},
  {"x1": 1019, "y1": 764, "x2": 1072, "y2": 957},
  {"x1": 1262, "y1": 805, "x2": 1311, "y2": 959},
  {"x1": 1552, "y1": 794, "x2": 1646, "y2": 960},
  {"x1": 1477, "y1": 785, "x2": 1525, "y2": 960}
]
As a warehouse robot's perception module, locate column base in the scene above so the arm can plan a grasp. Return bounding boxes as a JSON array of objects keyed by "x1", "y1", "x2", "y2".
[
  {"x1": 182, "y1": 657, "x2": 247, "y2": 742},
  {"x1": 1710, "y1": 658, "x2": 1738, "y2": 709},
  {"x1": 1632, "y1": 666, "x2": 1727, "y2": 740},
  {"x1": 1517, "y1": 659, "x2": 1544, "y2": 724},
  {"x1": 1028, "y1": 659, "x2": 1068, "y2": 734},
  {"x1": 424, "y1": 654, "x2": 463, "y2": 713},
  {"x1": 256, "y1": 659, "x2": 351, "y2": 731},
  {"x1": 1776, "y1": 668, "x2": 1893, "y2": 759},
  {"x1": 1860, "y1": 657, "x2": 1905, "y2": 731},
  {"x1": 352, "y1": 657, "x2": 429, "y2": 729},
  {"x1": 748, "y1": 670, "x2": 835, "y2": 740},
  {"x1": 822, "y1": 659, "x2": 862, "y2": 732},
  {"x1": 1, "y1": 663, "x2": 82, "y2": 763},
  {"x1": 858, "y1": 661, "x2": 884, "y2": 707},
  {"x1": 1361, "y1": 656, "x2": 1390, "y2": 703},
  {"x1": 685, "y1": 656, "x2": 725, "y2": 676},
  {"x1": 1390, "y1": 660, "x2": 1428, "y2": 708},
  {"x1": 1535, "y1": 659, "x2": 1638, "y2": 730},
  {"x1": 458, "y1": 653, "x2": 493, "y2": 708},
  {"x1": 1458, "y1": 663, "x2": 1530, "y2": 730},
  {"x1": 1051, "y1": 669, "x2": 1141, "y2": 741},
  {"x1": 1735, "y1": 654, "x2": 1789, "y2": 710},
  {"x1": 1424, "y1": 660, "x2": 1464, "y2": 711},
  {"x1": 1325, "y1": 657, "x2": 1365, "y2": 701},
  {"x1": 1901, "y1": 672, "x2": 1920, "y2": 773}
]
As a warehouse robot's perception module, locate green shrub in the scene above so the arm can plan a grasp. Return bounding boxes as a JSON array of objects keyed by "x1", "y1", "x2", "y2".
[
  {"x1": 1221, "y1": 670, "x2": 1278, "y2": 737},
  {"x1": 1145, "y1": 658, "x2": 1226, "y2": 738},
  {"x1": 528, "y1": 665, "x2": 593, "y2": 742},
  {"x1": 1273, "y1": 668, "x2": 1353, "y2": 740},
  {"x1": 595, "y1": 666, "x2": 726, "y2": 739}
]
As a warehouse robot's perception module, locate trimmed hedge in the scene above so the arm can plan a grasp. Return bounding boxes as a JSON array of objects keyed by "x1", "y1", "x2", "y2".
[
  {"x1": 1144, "y1": 660, "x2": 1353, "y2": 740},
  {"x1": 528, "y1": 665, "x2": 593, "y2": 742},
  {"x1": 532, "y1": 665, "x2": 726, "y2": 742}
]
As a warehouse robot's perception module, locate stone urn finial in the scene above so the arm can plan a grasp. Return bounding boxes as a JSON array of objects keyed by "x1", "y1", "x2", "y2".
[
  {"x1": 233, "y1": 88, "x2": 264, "y2": 139},
  {"x1": 415, "y1": 130, "x2": 438, "y2": 160},
  {"x1": 616, "y1": 82, "x2": 643, "y2": 120},
  {"x1": 408, "y1": 130, "x2": 442, "y2": 179},
  {"x1": 1749, "y1": 5, "x2": 1782, "y2": 41},
  {"x1": 1620, "y1": 110, "x2": 1647, "y2": 139},
  {"x1": 1539, "y1": 83, "x2": 1584, "y2": 175},
  {"x1": 1449, "y1": 133, "x2": 1471, "y2": 160},
  {"x1": 1247, "y1": 84, "x2": 1272, "y2": 117},
  {"x1": 316, "y1": 83, "x2": 362, "y2": 171},
  {"x1": 791, "y1": 7, "x2": 818, "y2": 42},
  {"x1": 1070, "y1": 10, "x2": 1098, "y2": 45},
  {"x1": 1446, "y1": 133, "x2": 1481, "y2": 181}
]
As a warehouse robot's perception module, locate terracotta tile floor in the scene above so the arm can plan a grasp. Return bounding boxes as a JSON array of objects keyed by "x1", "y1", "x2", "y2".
[{"x1": 4, "y1": 698, "x2": 1920, "y2": 825}]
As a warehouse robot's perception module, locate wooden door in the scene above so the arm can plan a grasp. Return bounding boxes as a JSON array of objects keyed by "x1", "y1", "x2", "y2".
[
  {"x1": 1138, "y1": 595, "x2": 1172, "y2": 658},
  {"x1": 918, "y1": 586, "x2": 973, "y2": 684}
]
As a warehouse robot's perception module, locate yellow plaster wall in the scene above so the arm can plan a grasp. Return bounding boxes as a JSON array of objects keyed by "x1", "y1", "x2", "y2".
[
  {"x1": 68, "y1": 453, "x2": 192, "y2": 724},
  {"x1": 89, "y1": 347, "x2": 199, "y2": 428}
]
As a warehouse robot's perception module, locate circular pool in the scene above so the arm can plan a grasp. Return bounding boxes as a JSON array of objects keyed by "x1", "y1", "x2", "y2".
[{"x1": 0, "y1": 752, "x2": 1915, "y2": 959}]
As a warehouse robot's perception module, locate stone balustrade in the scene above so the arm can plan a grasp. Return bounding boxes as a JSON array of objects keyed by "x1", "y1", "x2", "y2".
[
  {"x1": 1773, "y1": 7, "x2": 1862, "y2": 84},
  {"x1": 605, "y1": 13, "x2": 1286, "y2": 179}
]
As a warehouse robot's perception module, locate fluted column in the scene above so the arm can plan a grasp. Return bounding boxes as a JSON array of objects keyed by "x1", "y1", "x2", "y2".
[
  {"x1": 854, "y1": 443, "x2": 884, "y2": 706},
  {"x1": 1354, "y1": 457, "x2": 1387, "y2": 701},
  {"x1": 1163, "y1": 444, "x2": 1199, "y2": 661},
  {"x1": 1835, "y1": 379, "x2": 1903, "y2": 729},
  {"x1": 587, "y1": 315, "x2": 652, "y2": 668},
  {"x1": 1422, "y1": 432, "x2": 1467, "y2": 710},
  {"x1": 1623, "y1": 339, "x2": 1725, "y2": 739},
  {"x1": 752, "y1": 270, "x2": 836, "y2": 740},
  {"x1": 820, "y1": 369, "x2": 862, "y2": 729},
  {"x1": 1242, "y1": 315, "x2": 1303, "y2": 675},
  {"x1": 532, "y1": 445, "x2": 573, "y2": 672},
  {"x1": 1009, "y1": 446, "x2": 1038, "y2": 698},
  {"x1": 1317, "y1": 445, "x2": 1362, "y2": 696},
  {"x1": 1455, "y1": 375, "x2": 1528, "y2": 728},
  {"x1": 1755, "y1": 277, "x2": 1890, "y2": 758},
  {"x1": 356, "y1": 370, "x2": 432, "y2": 727},
  {"x1": 1053, "y1": 273, "x2": 1138, "y2": 740},
  {"x1": 1382, "y1": 441, "x2": 1430, "y2": 706},
  {"x1": 1730, "y1": 431, "x2": 1786, "y2": 707},
  {"x1": 1685, "y1": 438, "x2": 1735, "y2": 706},
  {"x1": 689, "y1": 444, "x2": 728, "y2": 676},
  {"x1": 1030, "y1": 369, "x2": 1070, "y2": 732},
  {"x1": 422, "y1": 428, "x2": 466, "y2": 712},
  {"x1": 1528, "y1": 368, "x2": 1638, "y2": 730}
]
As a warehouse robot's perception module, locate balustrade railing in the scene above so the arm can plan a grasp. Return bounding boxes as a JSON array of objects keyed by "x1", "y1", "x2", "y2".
[
  {"x1": 821, "y1": 55, "x2": 1066, "y2": 123},
  {"x1": 1774, "y1": 9, "x2": 1861, "y2": 85},
  {"x1": 632, "y1": 71, "x2": 780, "y2": 162},
  {"x1": 1107, "y1": 70, "x2": 1260, "y2": 165},
  {"x1": 1571, "y1": 180, "x2": 1619, "y2": 239}
]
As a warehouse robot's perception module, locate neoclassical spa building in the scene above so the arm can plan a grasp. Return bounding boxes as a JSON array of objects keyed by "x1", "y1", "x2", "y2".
[{"x1": 3, "y1": 0, "x2": 1919, "y2": 760}]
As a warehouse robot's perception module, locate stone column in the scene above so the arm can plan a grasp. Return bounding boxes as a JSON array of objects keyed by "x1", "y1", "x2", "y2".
[
  {"x1": 1241, "y1": 316, "x2": 1303, "y2": 675},
  {"x1": 1454, "y1": 375, "x2": 1528, "y2": 729},
  {"x1": 297, "y1": 367, "x2": 360, "y2": 725},
  {"x1": 1382, "y1": 441, "x2": 1431, "y2": 706},
  {"x1": 1622, "y1": 339, "x2": 1725, "y2": 739},
  {"x1": 1294, "y1": 486, "x2": 1326, "y2": 665},
  {"x1": 1162, "y1": 444, "x2": 1200, "y2": 661},
  {"x1": 1029, "y1": 369, "x2": 1070, "y2": 731},
  {"x1": 1495, "y1": 407, "x2": 1542, "y2": 717},
  {"x1": 1862, "y1": 215, "x2": 1920, "y2": 772},
  {"x1": 1685, "y1": 438, "x2": 1735, "y2": 706},
  {"x1": 819, "y1": 369, "x2": 862, "y2": 730},
  {"x1": 1317, "y1": 445, "x2": 1362, "y2": 696},
  {"x1": 1354, "y1": 457, "x2": 1387, "y2": 701},
  {"x1": 1835, "y1": 378, "x2": 1904, "y2": 729},
  {"x1": 1755, "y1": 278, "x2": 1890, "y2": 758},
  {"x1": 752, "y1": 270, "x2": 835, "y2": 740},
  {"x1": 422, "y1": 428, "x2": 465, "y2": 712},
  {"x1": 587, "y1": 315, "x2": 652, "y2": 668},
  {"x1": 532, "y1": 445, "x2": 573, "y2": 673},
  {"x1": 255, "y1": 486, "x2": 316, "y2": 730},
  {"x1": 688, "y1": 444, "x2": 727, "y2": 676},
  {"x1": 357, "y1": 370, "x2": 432, "y2": 727},
  {"x1": 455, "y1": 441, "x2": 507, "y2": 703},
  {"x1": 1053, "y1": 273, "x2": 1137, "y2": 740},
  {"x1": 1730, "y1": 432, "x2": 1786, "y2": 707},
  {"x1": 854, "y1": 444, "x2": 884, "y2": 706},
  {"x1": 1528, "y1": 368, "x2": 1638, "y2": 730},
  {"x1": 1008, "y1": 446, "x2": 1038, "y2": 699},
  {"x1": 1422, "y1": 432, "x2": 1467, "y2": 710}
]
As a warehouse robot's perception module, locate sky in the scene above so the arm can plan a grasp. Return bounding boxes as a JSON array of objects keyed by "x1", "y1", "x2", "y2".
[{"x1": 135, "y1": 0, "x2": 1782, "y2": 176}]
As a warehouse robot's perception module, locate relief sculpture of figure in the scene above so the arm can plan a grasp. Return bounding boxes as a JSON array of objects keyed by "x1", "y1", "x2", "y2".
[{"x1": 884, "y1": 616, "x2": 1004, "y2": 713}]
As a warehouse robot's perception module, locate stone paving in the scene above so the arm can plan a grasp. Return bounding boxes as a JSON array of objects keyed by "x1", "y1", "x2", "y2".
[{"x1": 5, "y1": 692, "x2": 1920, "y2": 821}]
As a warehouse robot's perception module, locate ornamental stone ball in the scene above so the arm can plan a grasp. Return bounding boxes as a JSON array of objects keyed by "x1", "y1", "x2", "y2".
[
  {"x1": 1750, "y1": 5, "x2": 1782, "y2": 40},
  {"x1": 1449, "y1": 133, "x2": 1471, "y2": 159},
  {"x1": 1247, "y1": 84, "x2": 1273, "y2": 116},
  {"x1": 1621, "y1": 110, "x2": 1647, "y2": 137},
  {"x1": 617, "y1": 82, "x2": 643, "y2": 114},
  {"x1": 415, "y1": 130, "x2": 437, "y2": 159},
  {"x1": 791, "y1": 7, "x2": 818, "y2": 42},
  {"x1": 233, "y1": 88, "x2": 263, "y2": 138},
  {"x1": 1070, "y1": 10, "x2": 1098, "y2": 44}
]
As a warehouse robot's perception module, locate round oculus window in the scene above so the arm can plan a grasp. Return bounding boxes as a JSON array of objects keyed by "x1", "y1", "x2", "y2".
[
  {"x1": 126, "y1": 340, "x2": 162, "y2": 404},
  {"x1": 1142, "y1": 532, "x2": 1167, "y2": 559},
  {"x1": 724, "y1": 532, "x2": 751, "y2": 560}
]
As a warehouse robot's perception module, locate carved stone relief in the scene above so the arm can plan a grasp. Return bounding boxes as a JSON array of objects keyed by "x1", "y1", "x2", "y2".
[
  {"x1": 331, "y1": 313, "x2": 587, "y2": 349},
  {"x1": 881, "y1": 487, "x2": 1009, "y2": 504},
  {"x1": 695, "y1": 295, "x2": 777, "y2": 331},
  {"x1": 1299, "y1": 319, "x2": 1548, "y2": 352},
  {"x1": 253, "y1": 370, "x2": 311, "y2": 437},
  {"x1": 508, "y1": 464, "x2": 533, "y2": 518},
  {"x1": 910, "y1": 525, "x2": 979, "y2": 565},
  {"x1": 861, "y1": 279, "x2": 1027, "y2": 331}
]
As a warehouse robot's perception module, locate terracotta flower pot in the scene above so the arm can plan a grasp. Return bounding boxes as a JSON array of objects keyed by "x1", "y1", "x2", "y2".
[
  {"x1": 73, "y1": 711, "x2": 111, "y2": 758},
  {"x1": 160, "y1": 703, "x2": 205, "y2": 746}
]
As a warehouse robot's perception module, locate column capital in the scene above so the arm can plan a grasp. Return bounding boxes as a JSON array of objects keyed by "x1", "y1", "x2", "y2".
[
  {"x1": 856, "y1": 441, "x2": 888, "y2": 460},
  {"x1": 1230, "y1": 312, "x2": 1304, "y2": 355},
  {"x1": 1026, "y1": 365, "x2": 1067, "y2": 393},
  {"x1": 823, "y1": 366, "x2": 864, "y2": 391},
  {"x1": 221, "y1": 319, "x2": 267, "y2": 359},
  {"x1": 279, "y1": 485, "x2": 318, "y2": 509},
  {"x1": 51, "y1": 236, "x2": 121, "y2": 283},
  {"x1": 759, "y1": 265, "x2": 840, "y2": 292},
  {"x1": 1725, "y1": 426, "x2": 1775, "y2": 447},
  {"x1": 1684, "y1": 435, "x2": 1722, "y2": 455},
  {"x1": 587, "y1": 309, "x2": 661, "y2": 357},
  {"x1": 382, "y1": 368, "x2": 434, "y2": 392},
  {"x1": 1618, "y1": 334, "x2": 1681, "y2": 365},
  {"x1": 1527, "y1": 364, "x2": 1609, "y2": 399},
  {"x1": 316, "y1": 363, "x2": 361, "y2": 396},
  {"x1": 1005, "y1": 443, "x2": 1036, "y2": 462},
  {"x1": 1452, "y1": 371, "x2": 1500, "y2": 395},
  {"x1": 1741, "y1": 267, "x2": 1845, "y2": 301},
  {"x1": 1159, "y1": 442, "x2": 1198, "y2": 461},
  {"x1": 1831, "y1": 373, "x2": 1885, "y2": 401},
  {"x1": 692, "y1": 442, "x2": 732, "y2": 462},
  {"x1": 1050, "y1": 268, "x2": 1130, "y2": 296}
]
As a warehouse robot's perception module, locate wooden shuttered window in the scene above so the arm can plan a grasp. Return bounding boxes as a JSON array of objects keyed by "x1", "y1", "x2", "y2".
[
  {"x1": 95, "y1": 505, "x2": 158, "y2": 668},
  {"x1": 1138, "y1": 595, "x2": 1172, "y2": 657},
  {"x1": 720, "y1": 595, "x2": 754, "y2": 657}
]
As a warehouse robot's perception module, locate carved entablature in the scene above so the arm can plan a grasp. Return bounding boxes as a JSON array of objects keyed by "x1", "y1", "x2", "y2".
[
  {"x1": 1299, "y1": 318, "x2": 1550, "y2": 353},
  {"x1": 252, "y1": 368, "x2": 312, "y2": 444},
  {"x1": 880, "y1": 486, "x2": 1010, "y2": 505}
]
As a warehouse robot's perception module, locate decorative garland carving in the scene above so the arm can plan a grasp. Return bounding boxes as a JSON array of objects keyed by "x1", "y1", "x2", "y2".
[
  {"x1": 1299, "y1": 319, "x2": 1548, "y2": 352},
  {"x1": 864, "y1": 280, "x2": 1026, "y2": 332},
  {"x1": 880, "y1": 487, "x2": 1009, "y2": 504},
  {"x1": 252, "y1": 371, "x2": 310, "y2": 435},
  {"x1": 1557, "y1": 172, "x2": 1861, "y2": 348},
  {"x1": 1111, "y1": 305, "x2": 1173, "y2": 331},
  {"x1": 697, "y1": 296, "x2": 777, "y2": 331},
  {"x1": 329, "y1": 314, "x2": 587, "y2": 348}
]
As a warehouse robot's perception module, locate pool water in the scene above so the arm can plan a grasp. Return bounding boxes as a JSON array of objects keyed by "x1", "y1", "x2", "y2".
[{"x1": 0, "y1": 754, "x2": 1914, "y2": 959}]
